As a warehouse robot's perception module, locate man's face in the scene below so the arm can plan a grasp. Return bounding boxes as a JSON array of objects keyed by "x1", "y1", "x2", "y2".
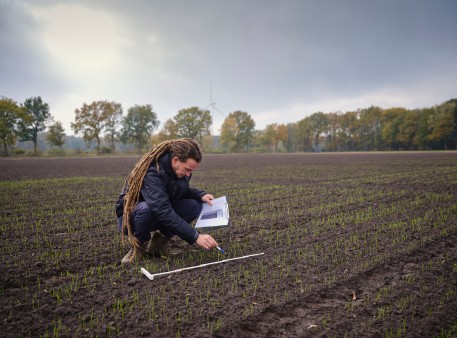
[{"x1": 171, "y1": 157, "x2": 199, "y2": 178}]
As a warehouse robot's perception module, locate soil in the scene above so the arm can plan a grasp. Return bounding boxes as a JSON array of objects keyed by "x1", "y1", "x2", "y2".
[{"x1": 1, "y1": 152, "x2": 456, "y2": 337}]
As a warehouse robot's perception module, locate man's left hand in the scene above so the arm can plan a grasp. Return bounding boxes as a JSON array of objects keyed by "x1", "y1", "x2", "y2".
[{"x1": 201, "y1": 194, "x2": 214, "y2": 206}]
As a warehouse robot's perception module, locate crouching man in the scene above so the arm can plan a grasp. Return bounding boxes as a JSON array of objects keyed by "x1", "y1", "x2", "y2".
[{"x1": 115, "y1": 138, "x2": 219, "y2": 264}]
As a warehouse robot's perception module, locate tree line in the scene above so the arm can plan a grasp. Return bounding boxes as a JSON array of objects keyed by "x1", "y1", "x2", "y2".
[{"x1": 1, "y1": 96, "x2": 456, "y2": 156}]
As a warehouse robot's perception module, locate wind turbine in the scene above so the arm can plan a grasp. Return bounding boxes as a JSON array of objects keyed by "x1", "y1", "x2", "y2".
[{"x1": 205, "y1": 81, "x2": 224, "y2": 135}]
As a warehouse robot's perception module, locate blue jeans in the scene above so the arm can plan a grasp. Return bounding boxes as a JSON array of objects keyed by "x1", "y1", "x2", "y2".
[{"x1": 118, "y1": 199, "x2": 202, "y2": 243}]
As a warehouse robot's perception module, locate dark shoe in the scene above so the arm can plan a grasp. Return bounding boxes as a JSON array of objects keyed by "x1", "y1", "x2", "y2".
[
  {"x1": 147, "y1": 232, "x2": 171, "y2": 257},
  {"x1": 121, "y1": 242, "x2": 147, "y2": 264}
]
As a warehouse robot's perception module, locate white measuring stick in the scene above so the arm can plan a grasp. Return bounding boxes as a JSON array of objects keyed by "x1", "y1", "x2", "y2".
[{"x1": 141, "y1": 252, "x2": 264, "y2": 280}]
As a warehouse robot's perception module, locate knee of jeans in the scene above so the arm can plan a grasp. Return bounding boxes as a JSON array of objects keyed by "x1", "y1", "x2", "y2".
[
  {"x1": 133, "y1": 201, "x2": 154, "y2": 232},
  {"x1": 134, "y1": 202, "x2": 152, "y2": 221},
  {"x1": 185, "y1": 199, "x2": 203, "y2": 221},
  {"x1": 192, "y1": 200, "x2": 203, "y2": 215},
  {"x1": 135, "y1": 201, "x2": 150, "y2": 214}
]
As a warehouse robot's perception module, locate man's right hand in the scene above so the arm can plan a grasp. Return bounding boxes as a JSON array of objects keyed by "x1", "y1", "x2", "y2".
[{"x1": 196, "y1": 234, "x2": 218, "y2": 250}]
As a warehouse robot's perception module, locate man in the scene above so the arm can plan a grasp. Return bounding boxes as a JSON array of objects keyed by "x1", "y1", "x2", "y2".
[{"x1": 115, "y1": 138, "x2": 219, "y2": 264}]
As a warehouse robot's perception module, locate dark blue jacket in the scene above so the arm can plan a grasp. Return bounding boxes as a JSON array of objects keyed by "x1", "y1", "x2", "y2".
[{"x1": 116, "y1": 153, "x2": 206, "y2": 244}]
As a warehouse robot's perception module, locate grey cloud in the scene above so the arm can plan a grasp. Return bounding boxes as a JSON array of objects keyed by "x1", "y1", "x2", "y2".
[
  {"x1": 0, "y1": 1, "x2": 70, "y2": 101},
  {"x1": 2, "y1": 0, "x2": 457, "y2": 132}
]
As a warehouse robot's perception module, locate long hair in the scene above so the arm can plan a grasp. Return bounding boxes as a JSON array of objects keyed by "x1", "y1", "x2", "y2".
[{"x1": 121, "y1": 138, "x2": 202, "y2": 255}]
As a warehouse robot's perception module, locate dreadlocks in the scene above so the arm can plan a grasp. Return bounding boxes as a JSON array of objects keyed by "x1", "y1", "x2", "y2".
[{"x1": 121, "y1": 138, "x2": 202, "y2": 255}]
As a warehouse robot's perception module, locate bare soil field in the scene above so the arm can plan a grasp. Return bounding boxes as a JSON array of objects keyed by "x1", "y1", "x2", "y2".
[{"x1": 1, "y1": 152, "x2": 456, "y2": 337}]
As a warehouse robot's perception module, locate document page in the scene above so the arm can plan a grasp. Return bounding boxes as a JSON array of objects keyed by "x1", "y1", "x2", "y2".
[{"x1": 195, "y1": 196, "x2": 230, "y2": 230}]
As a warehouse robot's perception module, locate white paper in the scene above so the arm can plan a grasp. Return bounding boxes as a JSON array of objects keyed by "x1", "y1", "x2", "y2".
[{"x1": 195, "y1": 196, "x2": 230, "y2": 230}]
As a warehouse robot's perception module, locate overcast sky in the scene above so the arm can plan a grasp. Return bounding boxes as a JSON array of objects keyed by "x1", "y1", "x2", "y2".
[{"x1": 1, "y1": 0, "x2": 456, "y2": 136}]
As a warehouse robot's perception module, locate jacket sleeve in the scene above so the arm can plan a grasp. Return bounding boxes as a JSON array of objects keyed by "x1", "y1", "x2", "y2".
[
  {"x1": 115, "y1": 185, "x2": 128, "y2": 218},
  {"x1": 182, "y1": 178, "x2": 207, "y2": 201},
  {"x1": 141, "y1": 170, "x2": 199, "y2": 244}
]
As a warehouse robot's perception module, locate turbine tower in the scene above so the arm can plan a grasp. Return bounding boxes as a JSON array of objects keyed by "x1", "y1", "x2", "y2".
[{"x1": 205, "y1": 80, "x2": 224, "y2": 135}]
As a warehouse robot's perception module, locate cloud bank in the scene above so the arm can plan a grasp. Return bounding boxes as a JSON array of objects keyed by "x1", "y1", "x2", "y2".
[{"x1": 1, "y1": 0, "x2": 456, "y2": 135}]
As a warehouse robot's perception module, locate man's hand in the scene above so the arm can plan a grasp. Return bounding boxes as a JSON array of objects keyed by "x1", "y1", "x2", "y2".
[
  {"x1": 201, "y1": 194, "x2": 214, "y2": 206},
  {"x1": 196, "y1": 234, "x2": 218, "y2": 250}
]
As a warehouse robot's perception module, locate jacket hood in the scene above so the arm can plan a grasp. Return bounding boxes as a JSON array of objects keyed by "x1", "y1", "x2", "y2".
[{"x1": 158, "y1": 153, "x2": 176, "y2": 178}]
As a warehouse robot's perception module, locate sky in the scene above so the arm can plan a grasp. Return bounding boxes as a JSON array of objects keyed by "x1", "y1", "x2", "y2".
[{"x1": 1, "y1": 0, "x2": 456, "y2": 136}]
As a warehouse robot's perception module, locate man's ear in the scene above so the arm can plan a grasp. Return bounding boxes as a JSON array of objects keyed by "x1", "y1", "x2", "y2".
[{"x1": 171, "y1": 156, "x2": 180, "y2": 166}]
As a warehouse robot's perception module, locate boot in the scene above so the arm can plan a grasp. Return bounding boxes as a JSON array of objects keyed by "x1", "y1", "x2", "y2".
[
  {"x1": 147, "y1": 232, "x2": 171, "y2": 257},
  {"x1": 121, "y1": 241, "x2": 148, "y2": 264}
]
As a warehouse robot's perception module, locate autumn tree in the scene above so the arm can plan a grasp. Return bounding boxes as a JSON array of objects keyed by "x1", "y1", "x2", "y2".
[
  {"x1": 154, "y1": 119, "x2": 178, "y2": 143},
  {"x1": 410, "y1": 108, "x2": 434, "y2": 150},
  {"x1": 174, "y1": 107, "x2": 212, "y2": 146},
  {"x1": 381, "y1": 108, "x2": 409, "y2": 150},
  {"x1": 258, "y1": 123, "x2": 288, "y2": 151},
  {"x1": 297, "y1": 117, "x2": 313, "y2": 151},
  {"x1": 72, "y1": 100, "x2": 122, "y2": 153},
  {"x1": 275, "y1": 124, "x2": 288, "y2": 151},
  {"x1": 303, "y1": 112, "x2": 328, "y2": 151},
  {"x1": 325, "y1": 112, "x2": 340, "y2": 151},
  {"x1": 283, "y1": 123, "x2": 300, "y2": 152},
  {"x1": 120, "y1": 104, "x2": 159, "y2": 153},
  {"x1": 258, "y1": 124, "x2": 276, "y2": 150},
  {"x1": 338, "y1": 111, "x2": 358, "y2": 151},
  {"x1": 357, "y1": 106, "x2": 383, "y2": 150},
  {"x1": 0, "y1": 97, "x2": 23, "y2": 156},
  {"x1": 46, "y1": 121, "x2": 66, "y2": 149},
  {"x1": 17, "y1": 96, "x2": 52, "y2": 155},
  {"x1": 220, "y1": 110, "x2": 255, "y2": 152},
  {"x1": 103, "y1": 102, "x2": 123, "y2": 153},
  {"x1": 448, "y1": 98, "x2": 457, "y2": 149},
  {"x1": 398, "y1": 110, "x2": 421, "y2": 150},
  {"x1": 428, "y1": 101, "x2": 457, "y2": 150}
]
